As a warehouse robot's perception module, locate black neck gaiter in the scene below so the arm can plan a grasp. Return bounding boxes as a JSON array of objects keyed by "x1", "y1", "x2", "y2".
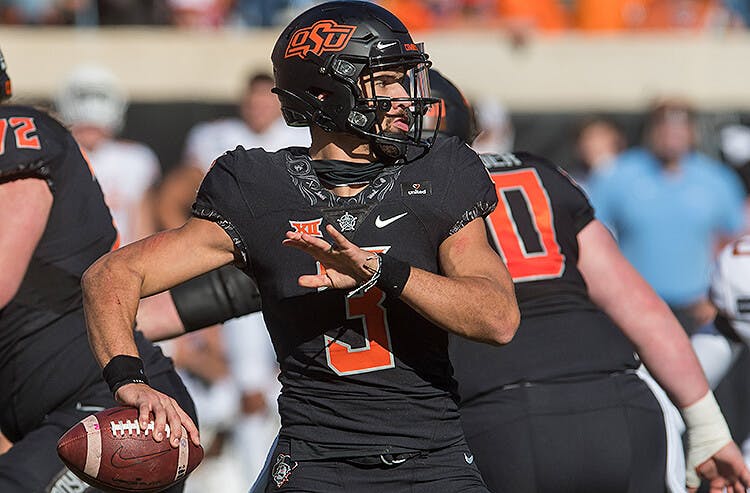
[{"x1": 311, "y1": 159, "x2": 389, "y2": 187}]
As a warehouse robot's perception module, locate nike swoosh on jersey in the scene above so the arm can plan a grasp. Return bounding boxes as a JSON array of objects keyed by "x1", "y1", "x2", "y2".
[
  {"x1": 464, "y1": 453, "x2": 474, "y2": 464},
  {"x1": 375, "y1": 212, "x2": 408, "y2": 229},
  {"x1": 111, "y1": 446, "x2": 172, "y2": 469}
]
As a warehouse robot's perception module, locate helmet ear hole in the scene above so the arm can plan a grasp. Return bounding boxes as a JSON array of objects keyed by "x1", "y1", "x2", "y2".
[
  {"x1": 312, "y1": 111, "x2": 337, "y2": 132},
  {"x1": 281, "y1": 107, "x2": 308, "y2": 127}
]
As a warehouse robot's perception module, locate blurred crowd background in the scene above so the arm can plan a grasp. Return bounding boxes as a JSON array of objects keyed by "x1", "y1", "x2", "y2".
[
  {"x1": 2, "y1": 0, "x2": 750, "y2": 30},
  {"x1": 3, "y1": 1, "x2": 750, "y2": 492}
]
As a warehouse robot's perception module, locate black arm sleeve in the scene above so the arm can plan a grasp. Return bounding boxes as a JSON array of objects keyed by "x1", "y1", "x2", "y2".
[{"x1": 169, "y1": 265, "x2": 262, "y2": 332}]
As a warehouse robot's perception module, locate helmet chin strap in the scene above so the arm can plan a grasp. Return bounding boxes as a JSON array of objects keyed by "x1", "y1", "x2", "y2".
[
  {"x1": 368, "y1": 108, "x2": 416, "y2": 162},
  {"x1": 372, "y1": 132, "x2": 407, "y2": 162}
]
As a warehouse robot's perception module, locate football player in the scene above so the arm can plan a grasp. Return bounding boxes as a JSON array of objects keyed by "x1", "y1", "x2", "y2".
[
  {"x1": 81, "y1": 2, "x2": 519, "y2": 492},
  {"x1": 0, "y1": 49, "x2": 198, "y2": 492},
  {"x1": 56, "y1": 64, "x2": 161, "y2": 245},
  {"x1": 691, "y1": 236, "x2": 750, "y2": 464},
  {"x1": 421, "y1": 72, "x2": 750, "y2": 491}
]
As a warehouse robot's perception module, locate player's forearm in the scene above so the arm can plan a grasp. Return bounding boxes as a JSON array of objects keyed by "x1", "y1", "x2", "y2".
[
  {"x1": 601, "y1": 280, "x2": 709, "y2": 406},
  {"x1": 400, "y1": 267, "x2": 519, "y2": 345},
  {"x1": 624, "y1": 304, "x2": 709, "y2": 408},
  {"x1": 82, "y1": 252, "x2": 145, "y2": 367}
]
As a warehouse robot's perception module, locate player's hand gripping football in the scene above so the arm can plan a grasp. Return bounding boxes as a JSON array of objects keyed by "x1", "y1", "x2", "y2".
[
  {"x1": 282, "y1": 224, "x2": 377, "y2": 290},
  {"x1": 115, "y1": 382, "x2": 201, "y2": 448},
  {"x1": 688, "y1": 442, "x2": 750, "y2": 493}
]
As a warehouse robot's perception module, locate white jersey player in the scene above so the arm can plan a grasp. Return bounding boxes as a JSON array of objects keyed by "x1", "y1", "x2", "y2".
[
  {"x1": 691, "y1": 236, "x2": 750, "y2": 463},
  {"x1": 56, "y1": 64, "x2": 160, "y2": 245}
]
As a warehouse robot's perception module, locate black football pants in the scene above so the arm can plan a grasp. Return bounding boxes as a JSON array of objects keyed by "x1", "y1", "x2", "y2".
[
  {"x1": 0, "y1": 368, "x2": 196, "y2": 493},
  {"x1": 460, "y1": 371, "x2": 667, "y2": 493},
  {"x1": 264, "y1": 437, "x2": 491, "y2": 493}
]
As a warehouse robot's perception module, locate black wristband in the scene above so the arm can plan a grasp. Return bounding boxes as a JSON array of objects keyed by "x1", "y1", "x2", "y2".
[
  {"x1": 376, "y1": 253, "x2": 411, "y2": 298},
  {"x1": 102, "y1": 355, "x2": 149, "y2": 397}
]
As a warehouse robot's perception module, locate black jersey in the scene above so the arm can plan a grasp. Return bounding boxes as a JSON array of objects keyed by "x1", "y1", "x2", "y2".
[
  {"x1": 450, "y1": 152, "x2": 638, "y2": 402},
  {"x1": 0, "y1": 106, "x2": 170, "y2": 441},
  {"x1": 193, "y1": 136, "x2": 497, "y2": 458}
]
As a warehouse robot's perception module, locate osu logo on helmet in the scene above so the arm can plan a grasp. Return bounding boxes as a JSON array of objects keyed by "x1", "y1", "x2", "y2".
[{"x1": 285, "y1": 20, "x2": 357, "y2": 59}]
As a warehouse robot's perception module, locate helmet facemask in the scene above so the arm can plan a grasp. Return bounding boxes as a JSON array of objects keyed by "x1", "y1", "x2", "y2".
[{"x1": 339, "y1": 45, "x2": 439, "y2": 162}]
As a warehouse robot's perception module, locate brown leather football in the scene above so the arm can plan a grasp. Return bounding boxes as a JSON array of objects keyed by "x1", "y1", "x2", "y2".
[{"x1": 57, "y1": 406, "x2": 203, "y2": 492}]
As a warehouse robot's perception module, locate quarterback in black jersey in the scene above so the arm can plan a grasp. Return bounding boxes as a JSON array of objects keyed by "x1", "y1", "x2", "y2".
[
  {"x1": 0, "y1": 51, "x2": 197, "y2": 492},
  {"x1": 82, "y1": 3, "x2": 518, "y2": 492},
  {"x1": 420, "y1": 71, "x2": 750, "y2": 492}
]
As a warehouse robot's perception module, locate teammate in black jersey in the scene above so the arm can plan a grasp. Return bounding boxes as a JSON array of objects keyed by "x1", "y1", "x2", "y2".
[
  {"x1": 81, "y1": 3, "x2": 519, "y2": 492},
  {"x1": 422, "y1": 71, "x2": 750, "y2": 492},
  {"x1": 0, "y1": 50, "x2": 197, "y2": 493}
]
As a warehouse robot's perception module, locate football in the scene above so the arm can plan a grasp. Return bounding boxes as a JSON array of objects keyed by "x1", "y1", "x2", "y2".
[{"x1": 57, "y1": 406, "x2": 203, "y2": 492}]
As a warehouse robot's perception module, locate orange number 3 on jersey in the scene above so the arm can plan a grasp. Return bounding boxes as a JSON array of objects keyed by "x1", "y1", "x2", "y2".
[{"x1": 318, "y1": 246, "x2": 395, "y2": 376}]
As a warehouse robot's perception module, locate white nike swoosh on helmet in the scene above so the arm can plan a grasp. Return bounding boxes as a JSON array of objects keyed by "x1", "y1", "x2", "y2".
[{"x1": 376, "y1": 41, "x2": 398, "y2": 50}]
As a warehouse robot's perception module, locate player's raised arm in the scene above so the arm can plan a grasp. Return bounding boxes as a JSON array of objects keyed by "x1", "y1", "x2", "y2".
[
  {"x1": 285, "y1": 218, "x2": 519, "y2": 345},
  {"x1": 404, "y1": 218, "x2": 519, "y2": 344},
  {"x1": 81, "y1": 216, "x2": 236, "y2": 445}
]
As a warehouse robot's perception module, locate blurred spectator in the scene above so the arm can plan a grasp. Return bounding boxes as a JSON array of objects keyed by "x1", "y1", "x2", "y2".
[
  {"x1": 159, "y1": 71, "x2": 310, "y2": 246},
  {"x1": 233, "y1": 0, "x2": 289, "y2": 27},
  {"x1": 574, "y1": 0, "x2": 649, "y2": 31},
  {"x1": 56, "y1": 64, "x2": 160, "y2": 245},
  {"x1": 168, "y1": 0, "x2": 230, "y2": 28},
  {"x1": 494, "y1": 0, "x2": 569, "y2": 46},
  {"x1": 575, "y1": 115, "x2": 626, "y2": 182},
  {"x1": 370, "y1": 0, "x2": 438, "y2": 31},
  {"x1": 183, "y1": 71, "x2": 309, "y2": 172},
  {"x1": 725, "y1": 0, "x2": 750, "y2": 25},
  {"x1": 587, "y1": 99, "x2": 747, "y2": 335},
  {"x1": 640, "y1": 0, "x2": 726, "y2": 31},
  {"x1": 471, "y1": 96, "x2": 515, "y2": 155},
  {"x1": 96, "y1": 0, "x2": 172, "y2": 25},
  {"x1": 496, "y1": 0, "x2": 570, "y2": 31},
  {"x1": 0, "y1": 0, "x2": 60, "y2": 24}
]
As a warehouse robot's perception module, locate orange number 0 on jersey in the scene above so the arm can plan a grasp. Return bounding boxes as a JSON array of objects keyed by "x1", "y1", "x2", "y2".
[
  {"x1": 319, "y1": 247, "x2": 395, "y2": 375},
  {"x1": 487, "y1": 168, "x2": 565, "y2": 282},
  {"x1": 0, "y1": 117, "x2": 42, "y2": 155}
]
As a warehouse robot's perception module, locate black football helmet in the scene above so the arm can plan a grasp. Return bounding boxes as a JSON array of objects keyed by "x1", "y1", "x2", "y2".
[
  {"x1": 425, "y1": 69, "x2": 478, "y2": 145},
  {"x1": 271, "y1": 0, "x2": 439, "y2": 162},
  {"x1": 0, "y1": 48, "x2": 12, "y2": 101}
]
